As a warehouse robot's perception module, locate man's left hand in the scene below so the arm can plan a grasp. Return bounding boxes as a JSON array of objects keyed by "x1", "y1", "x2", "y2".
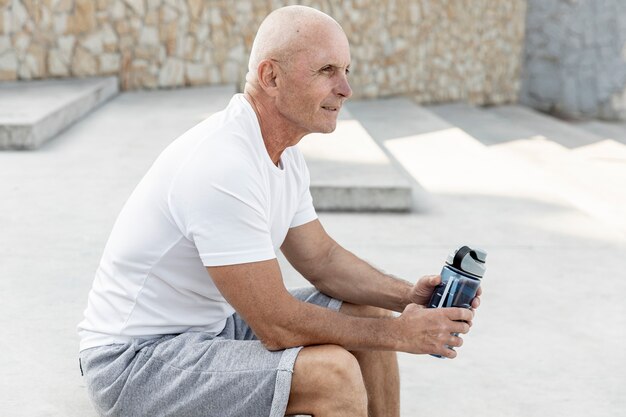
[{"x1": 409, "y1": 275, "x2": 482, "y2": 310}]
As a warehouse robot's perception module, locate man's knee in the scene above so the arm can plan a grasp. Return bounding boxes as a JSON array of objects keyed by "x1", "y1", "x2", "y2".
[
  {"x1": 324, "y1": 345, "x2": 367, "y2": 393},
  {"x1": 288, "y1": 344, "x2": 367, "y2": 416}
]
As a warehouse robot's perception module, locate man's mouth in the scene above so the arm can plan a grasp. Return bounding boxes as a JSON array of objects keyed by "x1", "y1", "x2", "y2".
[{"x1": 321, "y1": 106, "x2": 340, "y2": 112}]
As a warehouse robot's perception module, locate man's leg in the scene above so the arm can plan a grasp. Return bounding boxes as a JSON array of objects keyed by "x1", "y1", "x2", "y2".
[
  {"x1": 286, "y1": 344, "x2": 368, "y2": 417},
  {"x1": 339, "y1": 303, "x2": 401, "y2": 417}
]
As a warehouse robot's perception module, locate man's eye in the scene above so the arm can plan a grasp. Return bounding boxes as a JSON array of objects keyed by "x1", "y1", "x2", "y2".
[
  {"x1": 321, "y1": 66, "x2": 334, "y2": 73},
  {"x1": 345, "y1": 68, "x2": 350, "y2": 75}
]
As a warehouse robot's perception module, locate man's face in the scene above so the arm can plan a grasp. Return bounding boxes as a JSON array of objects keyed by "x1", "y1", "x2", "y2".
[{"x1": 274, "y1": 27, "x2": 352, "y2": 136}]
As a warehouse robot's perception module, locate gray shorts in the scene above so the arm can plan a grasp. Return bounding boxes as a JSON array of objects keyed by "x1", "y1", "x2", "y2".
[{"x1": 80, "y1": 287, "x2": 342, "y2": 417}]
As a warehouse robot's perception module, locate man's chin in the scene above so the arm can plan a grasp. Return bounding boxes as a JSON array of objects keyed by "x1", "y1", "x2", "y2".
[{"x1": 317, "y1": 120, "x2": 338, "y2": 134}]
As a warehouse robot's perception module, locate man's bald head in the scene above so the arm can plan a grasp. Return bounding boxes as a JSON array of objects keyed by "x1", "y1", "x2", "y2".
[{"x1": 247, "y1": 6, "x2": 346, "y2": 79}]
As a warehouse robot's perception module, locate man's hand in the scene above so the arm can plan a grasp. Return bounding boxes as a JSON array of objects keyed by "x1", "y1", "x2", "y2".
[
  {"x1": 409, "y1": 274, "x2": 482, "y2": 310},
  {"x1": 395, "y1": 304, "x2": 473, "y2": 358}
]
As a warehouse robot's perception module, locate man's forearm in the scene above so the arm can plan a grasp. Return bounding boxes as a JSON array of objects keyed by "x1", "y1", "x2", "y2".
[
  {"x1": 306, "y1": 243, "x2": 413, "y2": 312},
  {"x1": 263, "y1": 294, "x2": 403, "y2": 352},
  {"x1": 265, "y1": 285, "x2": 470, "y2": 356}
]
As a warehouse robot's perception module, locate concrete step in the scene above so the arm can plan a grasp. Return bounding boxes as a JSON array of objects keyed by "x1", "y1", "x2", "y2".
[
  {"x1": 344, "y1": 97, "x2": 459, "y2": 212},
  {"x1": 301, "y1": 107, "x2": 413, "y2": 212},
  {"x1": 574, "y1": 119, "x2": 626, "y2": 146},
  {"x1": 427, "y1": 102, "x2": 539, "y2": 146},
  {"x1": 487, "y1": 104, "x2": 604, "y2": 149},
  {"x1": 0, "y1": 77, "x2": 119, "y2": 150},
  {"x1": 346, "y1": 97, "x2": 552, "y2": 204},
  {"x1": 345, "y1": 97, "x2": 626, "y2": 234},
  {"x1": 425, "y1": 102, "x2": 626, "y2": 234}
]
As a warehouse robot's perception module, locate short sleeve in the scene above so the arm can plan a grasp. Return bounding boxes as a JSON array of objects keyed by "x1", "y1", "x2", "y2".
[
  {"x1": 290, "y1": 148, "x2": 317, "y2": 228},
  {"x1": 169, "y1": 155, "x2": 276, "y2": 267}
]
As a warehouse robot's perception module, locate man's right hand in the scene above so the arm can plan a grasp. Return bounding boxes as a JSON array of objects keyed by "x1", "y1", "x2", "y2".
[{"x1": 395, "y1": 304, "x2": 473, "y2": 358}]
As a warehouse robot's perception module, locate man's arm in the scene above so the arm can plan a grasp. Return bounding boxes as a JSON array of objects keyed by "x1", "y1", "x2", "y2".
[
  {"x1": 207, "y1": 259, "x2": 472, "y2": 356},
  {"x1": 281, "y1": 219, "x2": 416, "y2": 312}
]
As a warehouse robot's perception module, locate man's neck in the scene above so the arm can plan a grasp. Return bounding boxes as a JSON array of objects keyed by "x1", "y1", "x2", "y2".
[{"x1": 243, "y1": 92, "x2": 305, "y2": 166}]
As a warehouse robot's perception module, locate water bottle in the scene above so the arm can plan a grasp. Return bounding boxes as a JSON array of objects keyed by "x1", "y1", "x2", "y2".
[{"x1": 428, "y1": 245, "x2": 487, "y2": 357}]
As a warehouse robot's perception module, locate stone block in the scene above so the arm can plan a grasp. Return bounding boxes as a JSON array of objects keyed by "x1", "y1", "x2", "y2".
[
  {"x1": 183, "y1": 34, "x2": 195, "y2": 60},
  {"x1": 53, "y1": 0, "x2": 73, "y2": 13},
  {"x1": 187, "y1": 0, "x2": 204, "y2": 19},
  {"x1": 0, "y1": 49, "x2": 17, "y2": 73},
  {"x1": 12, "y1": 32, "x2": 29, "y2": 59},
  {"x1": 185, "y1": 61, "x2": 207, "y2": 85},
  {"x1": 99, "y1": 53, "x2": 120, "y2": 73},
  {"x1": 72, "y1": 46, "x2": 97, "y2": 76},
  {"x1": 145, "y1": 9, "x2": 158, "y2": 25},
  {"x1": 52, "y1": 12, "x2": 67, "y2": 33},
  {"x1": 67, "y1": 0, "x2": 96, "y2": 34},
  {"x1": 58, "y1": 34, "x2": 75, "y2": 57},
  {"x1": 25, "y1": 43, "x2": 46, "y2": 77},
  {"x1": 158, "y1": 57, "x2": 184, "y2": 87},
  {"x1": 139, "y1": 26, "x2": 159, "y2": 46},
  {"x1": 110, "y1": 0, "x2": 126, "y2": 20},
  {"x1": 123, "y1": 0, "x2": 145, "y2": 16},
  {"x1": 81, "y1": 31, "x2": 104, "y2": 55},
  {"x1": 101, "y1": 23, "x2": 118, "y2": 47},
  {"x1": 160, "y1": 5, "x2": 178, "y2": 23},
  {"x1": 48, "y1": 49, "x2": 70, "y2": 76},
  {"x1": 0, "y1": 35, "x2": 9, "y2": 53},
  {"x1": 0, "y1": 77, "x2": 119, "y2": 149},
  {"x1": 11, "y1": 0, "x2": 28, "y2": 31}
]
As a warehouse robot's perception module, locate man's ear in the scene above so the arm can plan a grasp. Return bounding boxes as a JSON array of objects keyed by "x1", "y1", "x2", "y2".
[{"x1": 257, "y1": 59, "x2": 280, "y2": 97}]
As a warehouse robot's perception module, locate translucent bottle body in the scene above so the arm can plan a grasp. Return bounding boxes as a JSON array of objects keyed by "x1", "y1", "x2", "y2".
[{"x1": 428, "y1": 265, "x2": 481, "y2": 309}]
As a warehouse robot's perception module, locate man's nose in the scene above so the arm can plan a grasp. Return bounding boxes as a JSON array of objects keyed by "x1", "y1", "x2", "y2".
[{"x1": 336, "y1": 75, "x2": 352, "y2": 99}]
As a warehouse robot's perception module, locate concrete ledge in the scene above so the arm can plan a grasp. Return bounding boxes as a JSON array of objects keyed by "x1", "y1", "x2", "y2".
[
  {"x1": 311, "y1": 185, "x2": 412, "y2": 212},
  {"x1": 426, "y1": 102, "x2": 539, "y2": 146},
  {"x1": 300, "y1": 109, "x2": 413, "y2": 212},
  {"x1": 0, "y1": 77, "x2": 119, "y2": 150},
  {"x1": 575, "y1": 119, "x2": 626, "y2": 146},
  {"x1": 487, "y1": 105, "x2": 604, "y2": 149},
  {"x1": 426, "y1": 101, "x2": 626, "y2": 235}
]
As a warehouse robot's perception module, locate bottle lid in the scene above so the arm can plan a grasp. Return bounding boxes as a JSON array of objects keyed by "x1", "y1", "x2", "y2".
[{"x1": 446, "y1": 245, "x2": 487, "y2": 278}]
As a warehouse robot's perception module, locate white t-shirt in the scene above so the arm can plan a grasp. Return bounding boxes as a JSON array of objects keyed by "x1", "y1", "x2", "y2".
[{"x1": 78, "y1": 95, "x2": 317, "y2": 352}]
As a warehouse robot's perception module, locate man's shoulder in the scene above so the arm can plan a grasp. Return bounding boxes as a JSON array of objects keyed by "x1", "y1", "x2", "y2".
[{"x1": 164, "y1": 102, "x2": 260, "y2": 170}]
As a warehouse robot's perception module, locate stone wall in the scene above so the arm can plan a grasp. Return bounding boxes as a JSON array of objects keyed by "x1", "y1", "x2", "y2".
[
  {"x1": 521, "y1": 0, "x2": 626, "y2": 120},
  {"x1": 0, "y1": 0, "x2": 526, "y2": 104}
]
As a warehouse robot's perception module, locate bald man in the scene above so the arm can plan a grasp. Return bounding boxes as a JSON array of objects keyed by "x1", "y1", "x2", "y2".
[{"x1": 78, "y1": 5, "x2": 480, "y2": 417}]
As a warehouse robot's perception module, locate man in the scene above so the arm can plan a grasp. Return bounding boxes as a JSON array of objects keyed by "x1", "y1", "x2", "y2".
[{"x1": 78, "y1": 5, "x2": 480, "y2": 417}]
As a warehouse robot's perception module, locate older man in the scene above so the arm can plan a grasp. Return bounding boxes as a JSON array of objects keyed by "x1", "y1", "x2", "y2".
[{"x1": 78, "y1": 5, "x2": 479, "y2": 417}]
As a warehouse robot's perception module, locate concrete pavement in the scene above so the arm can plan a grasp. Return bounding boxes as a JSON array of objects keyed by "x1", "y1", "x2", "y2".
[{"x1": 0, "y1": 85, "x2": 625, "y2": 417}]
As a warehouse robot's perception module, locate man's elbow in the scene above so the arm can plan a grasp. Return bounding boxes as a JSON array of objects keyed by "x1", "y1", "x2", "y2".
[
  {"x1": 255, "y1": 323, "x2": 300, "y2": 351},
  {"x1": 257, "y1": 333, "x2": 291, "y2": 351},
  {"x1": 259, "y1": 336, "x2": 286, "y2": 351},
  {"x1": 303, "y1": 242, "x2": 339, "y2": 286}
]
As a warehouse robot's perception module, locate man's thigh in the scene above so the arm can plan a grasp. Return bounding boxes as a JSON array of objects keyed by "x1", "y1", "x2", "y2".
[
  {"x1": 81, "y1": 287, "x2": 343, "y2": 417},
  {"x1": 81, "y1": 331, "x2": 302, "y2": 417}
]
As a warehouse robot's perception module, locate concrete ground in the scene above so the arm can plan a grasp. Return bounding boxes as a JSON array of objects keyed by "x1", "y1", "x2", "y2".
[{"x1": 0, "y1": 86, "x2": 625, "y2": 417}]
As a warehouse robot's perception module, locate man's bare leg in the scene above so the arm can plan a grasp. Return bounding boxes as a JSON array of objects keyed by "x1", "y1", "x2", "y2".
[
  {"x1": 340, "y1": 302, "x2": 401, "y2": 417},
  {"x1": 286, "y1": 344, "x2": 368, "y2": 417}
]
